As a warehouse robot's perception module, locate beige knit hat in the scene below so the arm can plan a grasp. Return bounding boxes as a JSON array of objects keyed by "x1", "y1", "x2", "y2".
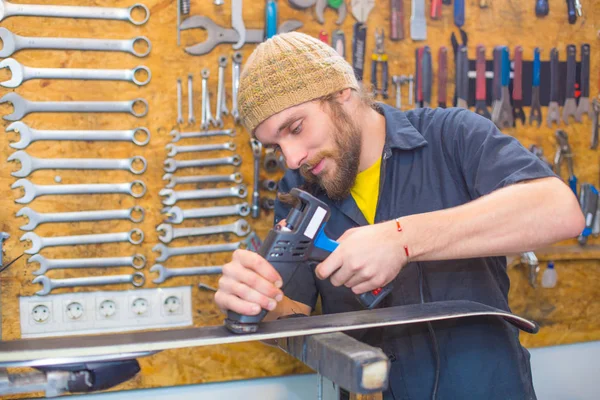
[{"x1": 238, "y1": 31, "x2": 360, "y2": 133}]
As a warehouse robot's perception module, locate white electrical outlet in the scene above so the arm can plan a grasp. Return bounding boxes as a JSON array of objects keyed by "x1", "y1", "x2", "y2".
[{"x1": 20, "y1": 287, "x2": 193, "y2": 338}]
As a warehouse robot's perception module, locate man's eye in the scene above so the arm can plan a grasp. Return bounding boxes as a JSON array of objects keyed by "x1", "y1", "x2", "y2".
[{"x1": 290, "y1": 123, "x2": 302, "y2": 135}]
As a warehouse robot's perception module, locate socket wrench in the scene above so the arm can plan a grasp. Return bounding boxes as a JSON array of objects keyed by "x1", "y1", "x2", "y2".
[
  {"x1": 162, "y1": 172, "x2": 242, "y2": 188},
  {"x1": 33, "y1": 272, "x2": 145, "y2": 296},
  {"x1": 150, "y1": 264, "x2": 221, "y2": 284},
  {"x1": 165, "y1": 142, "x2": 235, "y2": 157},
  {"x1": 30, "y1": 253, "x2": 146, "y2": 276},
  {"x1": 0, "y1": 27, "x2": 151, "y2": 58},
  {"x1": 159, "y1": 184, "x2": 247, "y2": 205},
  {"x1": 163, "y1": 155, "x2": 241, "y2": 173},
  {"x1": 153, "y1": 241, "x2": 243, "y2": 262},
  {"x1": 8, "y1": 151, "x2": 147, "y2": 177},
  {"x1": 6, "y1": 121, "x2": 150, "y2": 149},
  {"x1": 0, "y1": 93, "x2": 148, "y2": 121},
  {"x1": 157, "y1": 219, "x2": 250, "y2": 243},
  {"x1": 17, "y1": 206, "x2": 145, "y2": 231},
  {"x1": 169, "y1": 128, "x2": 234, "y2": 142},
  {"x1": 21, "y1": 229, "x2": 144, "y2": 254},
  {"x1": 12, "y1": 179, "x2": 146, "y2": 204},
  {"x1": 163, "y1": 203, "x2": 250, "y2": 223}
]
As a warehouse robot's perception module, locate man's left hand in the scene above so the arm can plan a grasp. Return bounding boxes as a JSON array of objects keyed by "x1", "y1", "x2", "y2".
[{"x1": 315, "y1": 221, "x2": 408, "y2": 295}]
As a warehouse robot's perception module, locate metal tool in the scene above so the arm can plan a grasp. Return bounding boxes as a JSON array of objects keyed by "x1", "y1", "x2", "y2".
[
  {"x1": 177, "y1": 78, "x2": 184, "y2": 124},
  {"x1": 215, "y1": 56, "x2": 229, "y2": 128},
  {"x1": 495, "y1": 46, "x2": 514, "y2": 129},
  {"x1": 200, "y1": 69, "x2": 217, "y2": 130},
  {"x1": 187, "y1": 75, "x2": 195, "y2": 124},
  {"x1": 21, "y1": 229, "x2": 144, "y2": 254},
  {"x1": 179, "y1": 16, "x2": 302, "y2": 55},
  {"x1": 351, "y1": 0, "x2": 374, "y2": 22},
  {"x1": 520, "y1": 252, "x2": 540, "y2": 288},
  {"x1": 163, "y1": 203, "x2": 250, "y2": 224},
  {"x1": 535, "y1": 0, "x2": 549, "y2": 16},
  {"x1": 0, "y1": 93, "x2": 148, "y2": 121},
  {"x1": 170, "y1": 128, "x2": 235, "y2": 143},
  {"x1": 512, "y1": 46, "x2": 526, "y2": 126},
  {"x1": 157, "y1": 219, "x2": 250, "y2": 243},
  {"x1": 450, "y1": 29, "x2": 468, "y2": 107},
  {"x1": 231, "y1": 0, "x2": 245, "y2": 49},
  {"x1": 578, "y1": 183, "x2": 598, "y2": 246},
  {"x1": 454, "y1": 0, "x2": 465, "y2": 27},
  {"x1": 0, "y1": 28, "x2": 151, "y2": 58},
  {"x1": 266, "y1": 0, "x2": 278, "y2": 38},
  {"x1": 262, "y1": 179, "x2": 277, "y2": 192},
  {"x1": 392, "y1": 76, "x2": 402, "y2": 109},
  {"x1": 0, "y1": 1, "x2": 150, "y2": 24},
  {"x1": 17, "y1": 206, "x2": 144, "y2": 231},
  {"x1": 263, "y1": 148, "x2": 279, "y2": 172},
  {"x1": 261, "y1": 197, "x2": 275, "y2": 211},
  {"x1": 166, "y1": 142, "x2": 235, "y2": 157},
  {"x1": 0, "y1": 232, "x2": 9, "y2": 267},
  {"x1": 6, "y1": 122, "x2": 150, "y2": 149},
  {"x1": 231, "y1": 52, "x2": 243, "y2": 124},
  {"x1": 474, "y1": 45, "x2": 490, "y2": 118},
  {"x1": 529, "y1": 48, "x2": 542, "y2": 127},
  {"x1": 437, "y1": 47, "x2": 448, "y2": 108},
  {"x1": 33, "y1": 272, "x2": 145, "y2": 296},
  {"x1": 351, "y1": 22, "x2": 367, "y2": 82},
  {"x1": 163, "y1": 155, "x2": 241, "y2": 173},
  {"x1": 410, "y1": 0, "x2": 426, "y2": 41},
  {"x1": 592, "y1": 99, "x2": 600, "y2": 149},
  {"x1": 390, "y1": 0, "x2": 404, "y2": 40},
  {"x1": 153, "y1": 240, "x2": 245, "y2": 262},
  {"x1": 566, "y1": 0, "x2": 576, "y2": 24},
  {"x1": 562, "y1": 45, "x2": 577, "y2": 125},
  {"x1": 251, "y1": 139, "x2": 262, "y2": 219},
  {"x1": 30, "y1": 254, "x2": 146, "y2": 276},
  {"x1": 554, "y1": 130, "x2": 577, "y2": 195},
  {"x1": 0, "y1": 59, "x2": 150, "y2": 88},
  {"x1": 371, "y1": 29, "x2": 389, "y2": 99},
  {"x1": 198, "y1": 282, "x2": 218, "y2": 292},
  {"x1": 456, "y1": 45, "x2": 469, "y2": 109},
  {"x1": 414, "y1": 47, "x2": 422, "y2": 108},
  {"x1": 316, "y1": 0, "x2": 347, "y2": 24},
  {"x1": 159, "y1": 185, "x2": 247, "y2": 206},
  {"x1": 575, "y1": 44, "x2": 592, "y2": 122},
  {"x1": 575, "y1": 0, "x2": 582, "y2": 16},
  {"x1": 150, "y1": 264, "x2": 221, "y2": 284},
  {"x1": 162, "y1": 172, "x2": 242, "y2": 188},
  {"x1": 421, "y1": 46, "x2": 432, "y2": 107},
  {"x1": 8, "y1": 151, "x2": 147, "y2": 177},
  {"x1": 288, "y1": 0, "x2": 317, "y2": 8},
  {"x1": 11, "y1": 179, "x2": 146, "y2": 204},
  {"x1": 547, "y1": 48, "x2": 561, "y2": 127}
]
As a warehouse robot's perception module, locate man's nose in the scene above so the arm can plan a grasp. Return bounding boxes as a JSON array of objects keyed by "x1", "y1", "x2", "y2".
[{"x1": 281, "y1": 146, "x2": 306, "y2": 170}]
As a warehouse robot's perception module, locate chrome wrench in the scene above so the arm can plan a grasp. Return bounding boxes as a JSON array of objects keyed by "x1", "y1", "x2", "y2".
[
  {"x1": 162, "y1": 172, "x2": 243, "y2": 188},
  {"x1": 231, "y1": 52, "x2": 242, "y2": 124},
  {"x1": 153, "y1": 241, "x2": 244, "y2": 262},
  {"x1": 188, "y1": 74, "x2": 195, "y2": 124},
  {"x1": 163, "y1": 155, "x2": 242, "y2": 173},
  {"x1": 0, "y1": 27, "x2": 151, "y2": 58},
  {"x1": 0, "y1": 93, "x2": 149, "y2": 121},
  {"x1": 30, "y1": 253, "x2": 146, "y2": 276},
  {"x1": 150, "y1": 264, "x2": 222, "y2": 284},
  {"x1": 157, "y1": 219, "x2": 250, "y2": 243},
  {"x1": 0, "y1": 58, "x2": 151, "y2": 88},
  {"x1": 6, "y1": 122, "x2": 150, "y2": 149},
  {"x1": 177, "y1": 78, "x2": 183, "y2": 124},
  {"x1": 11, "y1": 179, "x2": 146, "y2": 204},
  {"x1": 165, "y1": 141, "x2": 235, "y2": 157},
  {"x1": 33, "y1": 272, "x2": 145, "y2": 296},
  {"x1": 215, "y1": 56, "x2": 229, "y2": 127},
  {"x1": 0, "y1": 1, "x2": 150, "y2": 25},
  {"x1": 170, "y1": 128, "x2": 235, "y2": 142},
  {"x1": 163, "y1": 203, "x2": 250, "y2": 224},
  {"x1": 17, "y1": 206, "x2": 144, "y2": 231},
  {"x1": 231, "y1": 0, "x2": 246, "y2": 49},
  {"x1": 251, "y1": 139, "x2": 262, "y2": 218},
  {"x1": 21, "y1": 229, "x2": 144, "y2": 254},
  {"x1": 8, "y1": 151, "x2": 147, "y2": 177},
  {"x1": 159, "y1": 184, "x2": 247, "y2": 205}
]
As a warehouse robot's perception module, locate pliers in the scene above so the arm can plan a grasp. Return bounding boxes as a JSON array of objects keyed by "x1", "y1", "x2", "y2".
[
  {"x1": 371, "y1": 28, "x2": 389, "y2": 99},
  {"x1": 554, "y1": 130, "x2": 578, "y2": 195}
]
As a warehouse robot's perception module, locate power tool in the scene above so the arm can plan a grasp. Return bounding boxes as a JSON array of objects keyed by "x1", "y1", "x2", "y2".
[{"x1": 225, "y1": 188, "x2": 394, "y2": 334}]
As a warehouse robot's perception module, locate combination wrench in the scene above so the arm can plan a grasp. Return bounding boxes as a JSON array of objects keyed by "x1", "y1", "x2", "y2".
[
  {"x1": 33, "y1": 272, "x2": 145, "y2": 296},
  {"x1": 0, "y1": 27, "x2": 151, "y2": 58},
  {"x1": 17, "y1": 206, "x2": 145, "y2": 231},
  {"x1": 6, "y1": 122, "x2": 150, "y2": 149},
  {"x1": 0, "y1": 1, "x2": 150, "y2": 25},
  {"x1": 215, "y1": 56, "x2": 229, "y2": 127},
  {"x1": 176, "y1": 78, "x2": 183, "y2": 124},
  {"x1": 29, "y1": 253, "x2": 146, "y2": 276},
  {"x1": 153, "y1": 241, "x2": 245, "y2": 262},
  {"x1": 231, "y1": 52, "x2": 243, "y2": 123},
  {"x1": 163, "y1": 155, "x2": 241, "y2": 173},
  {"x1": 157, "y1": 219, "x2": 250, "y2": 243},
  {"x1": 162, "y1": 203, "x2": 250, "y2": 224},
  {"x1": 0, "y1": 58, "x2": 151, "y2": 88},
  {"x1": 150, "y1": 264, "x2": 221, "y2": 284},
  {"x1": 0, "y1": 93, "x2": 149, "y2": 121},
  {"x1": 188, "y1": 74, "x2": 195, "y2": 124},
  {"x1": 21, "y1": 229, "x2": 144, "y2": 254},
  {"x1": 11, "y1": 179, "x2": 146, "y2": 204},
  {"x1": 201, "y1": 69, "x2": 218, "y2": 130},
  {"x1": 159, "y1": 184, "x2": 247, "y2": 205},
  {"x1": 165, "y1": 142, "x2": 235, "y2": 157},
  {"x1": 162, "y1": 172, "x2": 242, "y2": 188},
  {"x1": 170, "y1": 128, "x2": 234, "y2": 143},
  {"x1": 8, "y1": 151, "x2": 147, "y2": 177}
]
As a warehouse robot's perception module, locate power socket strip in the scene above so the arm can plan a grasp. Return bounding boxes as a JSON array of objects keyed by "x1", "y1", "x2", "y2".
[{"x1": 19, "y1": 286, "x2": 193, "y2": 338}]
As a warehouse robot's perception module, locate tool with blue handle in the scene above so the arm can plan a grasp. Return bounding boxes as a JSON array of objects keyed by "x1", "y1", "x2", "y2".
[
  {"x1": 225, "y1": 188, "x2": 394, "y2": 334},
  {"x1": 529, "y1": 47, "x2": 542, "y2": 126},
  {"x1": 578, "y1": 183, "x2": 598, "y2": 246},
  {"x1": 265, "y1": 0, "x2": 278, "y2": 39}
]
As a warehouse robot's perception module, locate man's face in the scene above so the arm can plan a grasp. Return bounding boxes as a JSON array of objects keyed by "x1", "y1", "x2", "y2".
[{"x1": 254, "y1": 98, "x2": 362, "y2": 201}]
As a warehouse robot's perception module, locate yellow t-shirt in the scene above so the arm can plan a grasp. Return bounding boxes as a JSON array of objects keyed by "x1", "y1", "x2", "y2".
[{"x1": 350, "y1": 157, "x2": 382, "y2": 225}]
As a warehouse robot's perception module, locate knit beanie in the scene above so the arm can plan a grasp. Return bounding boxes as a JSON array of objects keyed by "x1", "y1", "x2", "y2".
[{"x1": 238, "y1": 31, "x2": 360, "y2": 133}]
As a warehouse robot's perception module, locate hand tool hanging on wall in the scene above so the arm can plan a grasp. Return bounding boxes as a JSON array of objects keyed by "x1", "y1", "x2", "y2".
[
  {"x1": 563, "y1": 45, "x2": 577, "y2": 125},
  {"x1": 474, "y1": 45, "x2": 491, "y2": 119},
  {"x1": 577, "y1": 183, "x2": 598, "y2": 246},
  {"x1": 231, "y1": 52, "x2": 243, "y2": 124},
  {"x1": 371, "y1": 29, "x2": 389, "y2": 99},
  {"x1": 575, "y1": 44, "x2": 592, "y2": 122},
  {"x1": 251, "y1": 139, "x2": 262, "y2": 219},
  {"x1": 319, "y1": 30, "x2": 329, "y2": 43},
  {"x1": 421, "y1": 46, "x2": 432, "y2": 107},
  {"x1": 495, "y1": 47, "x2": 514, "y2": 129},
  {"x1": 188, "y1": 74, "x2": 195, "y2": 124},
  {"x1": 176, "y1": 78, "x2": 183, "y2": 124},
  {"x1": 288, "y1": 0, "x2": 317, "y2": 9},
  {"x1": 265, "y1": 0, "x2": 278, "y2": 39},
  {"x1": 454, "y1": 0, "x2": 464, "y2": 28},
  {"x1": 332, "y1": 30, "x2": 345, "y2": 56},
  {"x1": 351, "y1": 1, "x2": 373, "y2": 82},
  {"x1": 547, "y1": 48, "x2": 560, "y2": 127},
  {"x1": 442, "y1": 0, "x2": 451, "y2": 4},
  {"x1": 438, "y1": 47, "x2": 448, "y2": 108},
  {"x1": 450, "y1": 29, "x2": 467, "y2": 106},
  {"x1": 410, "y1": 0, "x2": 427, "y2": 41},
  {"x1": 512, "y1": 46, "x2": 526, "y2": 126},
  {"x1": 529, "y1": 48, "x2": 542, "y2": 127},
  {"x1": 566, "y1": 0, "x2": 576, "y2": 24},
  {"x1": 554, "y1": 130, "x2": 577, "y2": 195},
  {"x1": 535, "y1": 0, "x2": 549, "y2": 16},
  {"x1": 431, "y1": 0, "x2": 442, "y2": 20},
  {"x1": 414, "y1": 47, "x2": 423, "y2": 108},
  {"x1": 390, "y1": 0, "x2": 404, "y2": 40},
  {"x1": 456, "y1": 45, "x2": 468, "y2": 109},
  {"x1": 316, "y1": 0, "x2": 347, "y2": 24},
  {"x1": 592, "y1": 100, "x2": 600, "y2": 149},
  {"x1": 491, "y1": 46, "x2": 503, "y2": 123}
]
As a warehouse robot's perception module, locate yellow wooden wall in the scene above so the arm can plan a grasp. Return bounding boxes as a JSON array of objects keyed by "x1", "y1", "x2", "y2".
[{"x1": 0, "y1": 0, "x2": 599, "y2": 397}]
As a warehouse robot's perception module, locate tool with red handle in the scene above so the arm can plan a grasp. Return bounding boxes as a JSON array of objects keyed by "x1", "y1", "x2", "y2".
[
  {"x1": 474, "y1": 45, "x2": 491, "y2": 119},
  {"x1": 512, "y1": 46, "x2": 526, "y2": 126}
]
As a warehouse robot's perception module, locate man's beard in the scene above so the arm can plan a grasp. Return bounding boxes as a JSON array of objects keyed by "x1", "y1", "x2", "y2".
[{"x1": 299, "y1": 105, "x2": 362, "y2": 201}]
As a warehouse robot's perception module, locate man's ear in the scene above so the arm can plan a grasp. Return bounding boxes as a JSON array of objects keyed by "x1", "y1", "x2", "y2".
[{"x1": 335, "y1": 88, "x2": 353, "y2": 104}]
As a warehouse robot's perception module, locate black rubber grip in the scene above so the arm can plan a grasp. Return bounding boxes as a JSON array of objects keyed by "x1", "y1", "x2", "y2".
[
  {"x1": 550, "y1": 48, "x2": 559, "y2": 102},
  {"x1": 565, "y1": 44, "x2": 576, "y2": 99},
  {"x1": 581, "y1": 44, "x2": 590, "y2": 98},
  {"x1": 422, "y1": 46, "x2": 432, "y2": 104},
  {"x1": 459, "y1": 47, "x2": 469, "y2": 101},
  {"x1": 535, "y1": 0, "x2": 549, "y2": 16},
  {"x1": 566, "y1": 0, "x2": 576, "y2": 24},
  {"x1": 352, "y1": 22, "x2": 367, "y2": 81}
]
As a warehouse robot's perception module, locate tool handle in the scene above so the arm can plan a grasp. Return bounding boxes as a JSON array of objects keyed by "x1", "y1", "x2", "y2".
[
  {"x1": 352, "y1": 23, "x2": 367, "y2": 81},
  {"x1": 578, "y1": 184, "x2": 598, "y2": 241},
  {"x1": 318, "y1": 30, "x2": 329, "y2": 43},
  {"x1": 422, "y1": 47, "x2": 432, "y2": 105},
  {"x1": 535, "y1": 0, "x2": 549, "y2": 16},
  {"x1": 532, "y1": 47, "x2": 541, "y2": 87},
  {"x1": 493, "y1": 47, "x2": 502, "y2": 101},
  {"x1": 442, "y1": 0, "x2": 451, "y2": 4},
  {"x1": 371, "y1": 59, "x2": 378, "y2": 93},
  {"x1": 475, "y1": 45, "x2": 487, "y2": 101},
  {"x1": 454, "y1": 0, "x2": 465, "y2": 27},
  {"x1": 357, "y1": 283, "x2": 394, "y2": 309},
  {"x1": 438, "y1": 47, "x2": 448, "y2": 105},
  {"x1": 459, "y1": 46, "x2": 469, "y2": 102},
  {"x1": 431, "y1": 0, "x2": 442, "y2": 19},
  {"x1": 382, "y1": 61, "x2": 389, "y2": 99},
  {"x1": 566, "y1": 0, "x2": 576, "y2": 24},
  {"x1": 580, "y1": 44, "x2": 590, "y2": 98},
  {"x1": 416, "y1": 47, "x2": 424, "y2": 103},
  {"x1": 565, "y1": 44, "x2": 576, "y2": 99},
  {"x1": 501, "y1": 46, "x2": 510, "y2": 87},
  {"x1": 390, "y1": 0, "x2": 404, "y2": 40},
  {"x1": 512, "y1": 46, "x2": 523, "y2": 101},
  {"x1": 550, "y1": 48, "x2": 559, "y2": 102},
  {"x1": 265, "y1": 0, "x2": 277, "y2": 39},
  {"x1": 332, "y1": 31, "x2": 345, "y2": 57}
]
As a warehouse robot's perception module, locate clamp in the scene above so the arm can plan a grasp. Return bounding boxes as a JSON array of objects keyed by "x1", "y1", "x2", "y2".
[
  {"x1": 316, "y1": 0, "x2": 347, "y2": 24},
  {"x1": 371, "y1": 28, "x2": 389, "y2": 99}
]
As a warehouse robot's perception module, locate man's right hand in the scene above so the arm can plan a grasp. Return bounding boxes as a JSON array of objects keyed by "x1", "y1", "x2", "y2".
[{"x1": 215, "y1": 249, "x2": 284, "y2": 316}]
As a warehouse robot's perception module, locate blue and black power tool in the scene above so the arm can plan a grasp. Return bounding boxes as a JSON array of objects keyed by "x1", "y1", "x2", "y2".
[{"x1": 225, "y1": 188, "x2": 394, "y2": 334}]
